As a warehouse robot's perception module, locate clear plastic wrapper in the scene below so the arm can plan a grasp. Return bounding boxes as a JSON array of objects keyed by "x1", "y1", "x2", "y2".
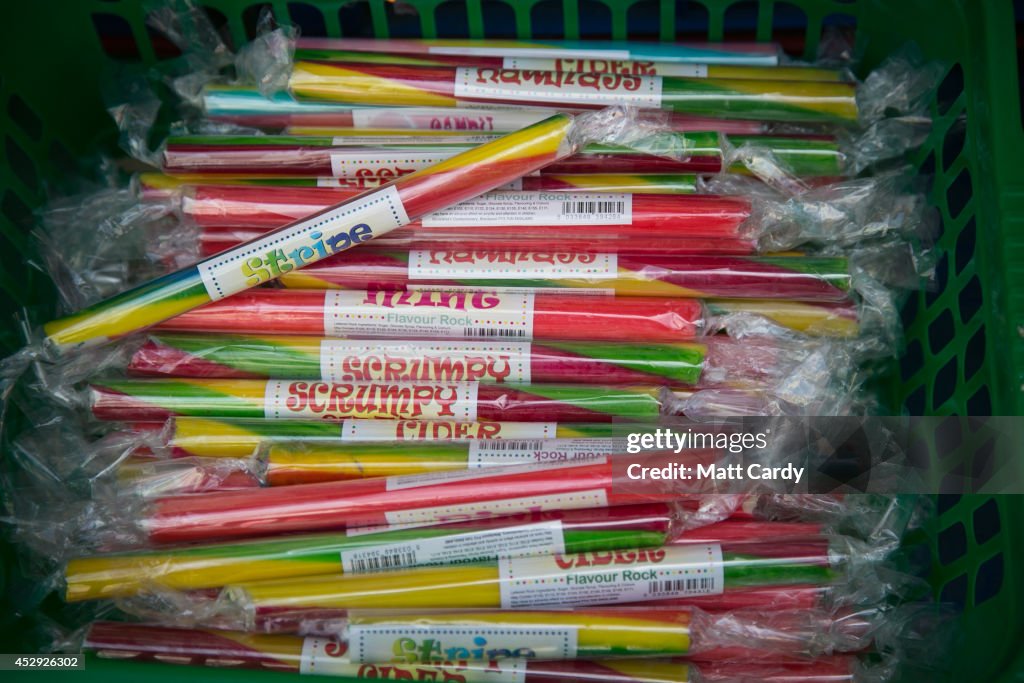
[
  {"x1": 149, "y1": 289, "x2": 860, "y2": 340},
  {"x1": 96, "y1": 457, "x2": 729, "y2": 545},
  {"x1": 205, "y1": 535, "x2": 884, "y2": 615},
  {"x1": 201, "y1": 86, "x2": 771, "y2": 134},
  {"x1": 275, "y1": 251, "x2": 853, "y2": 303},
  {"x1": 63, "y1": 503, "x2": 683, "y2": 601},
  {"x1": 283, "y1": 62, "x2": 856, "y2": 124},
  {"x1": 82, "y1": 604, "x2": 922, "y2": 660},
  {"x1": 43, "y1": 107, "x2": 675, "y2": 351},
  {"x1": 79, "y1": 620, "x2": 896, "y2": 681},
  {"x1": 124, "y1": 333, "x2": 822, "y2": 390}
]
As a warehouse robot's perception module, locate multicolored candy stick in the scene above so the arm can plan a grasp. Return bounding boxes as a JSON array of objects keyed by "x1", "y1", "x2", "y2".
[
  {"x1": 137, "y1": 457, "x2": 708, "y2": 543},
  {"x1": 161, "y1": 133, "x2": 730, "y2": 177},
  {"x1": 287, "y1": 63, "x2": 857, "y2": 123},
  {"x1": 151, "y1": 289, "x2": 856, "y2": 340},
  {"x1": 64, "y1": 504, "x2": 678, "y2": 600},
  {"x1": 87, "y1": 378, "x2": 670, "y2": 422},
  {"x1": 221, "y1": 537, "x2": 837, "y2": 613},
  {"x1": 293, "y1": 46, "x2": 845, "y2": 82},
  {"x1": 275, "y1": 251, "x2": 852, "y2": 302},
  {"x1": 127, "y1": 333, "x2": 797, "y2": 390},
  {"x1": 201, "y1": 85, "x2": 769, "y2": 134},
  {"x1": 141, "y1": 416, "x2": 616, "y2": 458},
  {"x1": 82, "y1": 621, "x2": 869, "y2": 680},
  {"x1": 297, "y1": 37, "x2": 782, "y2": 65},
  {"x1": 42, "y1": 111, "x2": 600, "y2": 351}
]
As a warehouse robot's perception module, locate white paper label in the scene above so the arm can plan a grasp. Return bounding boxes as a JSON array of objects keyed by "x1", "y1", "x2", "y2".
[
  {"x1": 421, "y1": 192, "x2": 632, "y2": 227},
  {"x1": 454, "y1": 67, "x2": 662, "y2": 107},
  {"x1": 197, "y1": 186, "x2": 408, "y2": 300},
  {"x1": 468, "y1": 438, "x2": 618, "y2": 467},
  {"x1": 321, "y1": 340, "x2": 532, "y2": 384},
  {"x1": 348, "y1": 623, "x2": 578, "y2": 663},
  {"x1": 323, "y1": 290, "x2": 536, "y2": 340},
  {"x1": 385, "y1": 457, "x2": 605, "y2": 492},
  {"x1": 498, "y1": 543, "x2": 724, "y2": 608},
  {"x1": 409, "y1": 249, "x2": 618, "y2": 279},
  {"x1": 329, "y1": 149, "x2": 462, "y2": 178},
  {"x1": 340, "y1": 520, "x2": 565, "y2": 573},
  {"x1": 300, "y1": 638, "x2": 526, "y2": 681},
  {"x1": 339, "y1": 419, "x2": 559, "y2": 441},
  {"x1": 384, "y1": 489, "x2": 609, "y2": 526},
  {"x1": 350, "y1": 106, "x2": 554, "y2": 131},
  {"x1": 262, "y1": 380, "x2": 479, "y2": 421},
  {"x1": 503, "y1": 56, "x2": 709, "y2": 78}
]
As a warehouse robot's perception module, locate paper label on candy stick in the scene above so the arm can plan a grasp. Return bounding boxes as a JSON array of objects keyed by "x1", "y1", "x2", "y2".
[
  {"x1": 263, "y1": 380, "x2": 479, "y2": 421},
  {"x1": 385, "y1": 457, "x2": 606, "y2": 491},
  {"x1": 320, "y1": 340, "x2": 532, "y2": 384},
  {"x1": 453, "y1": 66, "x2": 663, "y2": 107},
  {"x1": 468, "y1": 438, "x2": 618, "y2": 467},
  {"x1": 406, "y1": 283, "x2": 614, "y2": 297},
  {"x1": 323, "y1": 290, "x2": 536, "y2": 340},
  {"x1": 503, "y1": 56, "x2": 709, "y2": 78},
  {"x1": 300, "y1": 638, "x2": 527, "y2": 681},
  {"x1": 409, "y1": 249, "x2": 619, "y2": 279},
  {"x1": 421, "y1": 192, "x2": 632, "y2": 227},
  {"x1": 349, "y1": 107, "x2": 553, "y2": 132},
  {"x1": 348, "y1": 622, "x2": 577, "y2": 663},
  {"x1": 497, "y1": 543, "x2": 724, "y2": 608},
  {"x1": 384, "y1": 489, "x2": 610, "y2": 525},
  {"x1": 340, "y1": 520, "x2": 565, "y2": 573},
  {"x1": 197, "y1": 186, "x2": 409, "y2": 301},
  {"x1": 328, "y1": 150, "x2": 461, "y2": 179},
  {"x1": 340, "y1": 419, "x2": 559, "y2": 441}
]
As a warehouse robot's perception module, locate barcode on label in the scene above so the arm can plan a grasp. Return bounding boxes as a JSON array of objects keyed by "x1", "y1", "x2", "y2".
[
  {"x1": 560, "y1": 200, "x2": 625, "y2": 216},
  {"x1": 649, "y1": 576, "x2": 718, "y2": 595},
  {"x1": 463, "y1": 327, "x2": 529, "y2": 338},
  {"x1": 348, "y1": 550, "x2": 419, "y2": 573},
  {"x1": 479, "y1": 440, "x2": 546, "y2": 451}
]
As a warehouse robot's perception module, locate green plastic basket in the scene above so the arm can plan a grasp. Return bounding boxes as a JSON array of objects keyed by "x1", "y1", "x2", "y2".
[{"x1": 0, "y1": 0, "x2": 1022, "y2": 681}]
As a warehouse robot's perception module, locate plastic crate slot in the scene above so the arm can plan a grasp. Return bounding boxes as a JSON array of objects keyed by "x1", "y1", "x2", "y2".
[
  {"x1": 954, "y1": 216, "x2": 976, "y2": 276},
  {"x1": 385, "y1": 1, "x2": 422, "y2": 38},
  {"x1": 576, "y1": 0, "x2": 614, "y2": 39},
  {"x1": 945, "y1": 167, "x2": 972, "y2": 220},
  {"x1": 900, "y1": 289, "x2": 919, "y2": 329},
  {"x1": 4, "y1": 136, "x2": 38, "y2": 193},
  {"x1": 722, "y1": 0, "x2": 758, "y2": 43},
  {"x1": 932, "y1": 355, "x2": 957, "y2": 410},
  {"x1": 928, "y1": 308, "x2": 955, "y2": 355},
  {"x1": 531, "y1": 0, "x2": 565, "y2": 39},
  {"x1": 6, "y1": 95, "x2": 41, "y2": 141},
  {"x1": 91, "y1": 12, "x2": 141, "y2": 60},
  {"x1": 936, "y1": 493, "x2": 961, "y2": 515},
  {"x1": 973, "y1": 552, "x2": 1004, "y2": 605},
  {"x1": 935, "y1": 416, "x2": 964, "y2": 453},
  {"x1": 938, "y1": 522, "x2": 967, "y2": 565},
  {"x1": 241, "y1": 3, "x2": 274, "y2": 41},
  {"x1": 972, "y1": 498, "x2": 1001, "y2": 545},
  {"x1": 967, "y1": 385, "x2": 992, "y2": 415},
  {"x1": 436, "y1": 1, "x2": 471, "y2": 38},
  {"x1": 770, "y1": 2, "x2": 806, "y2": 59},
  {"x1": 957, "y1": 274, "x2": 983, "y2": 326},
  {"x1": 674, "y1": 0, "x2": 709, "y2": 40},
  {"x1": 942, "y1": 123, "x2": 966, "y2": 174},
  {"x1": 287, "y1": 3, "x2": 327, "y2": 36},
  {"x1": 819, "y1": 13, "x2": 856, "y2": 61},
  {"x1": 926, "y1": 251, "x2": 949, "y2": 307},
  {"x1": 939, "y1": 572, "x2": 967, "y2": 607},
  {"x1": 626, "y1": 0, "x2": 660, "y2": 38},
  {"x1": 969, "y1": 435, "x2": 996, "y2": 484},
  {"x1": 936, "y1": 64, "x2": 964, "y2": 117},
  {"x1": 199, "y1": 6, "x2": 234, "y2": 49},
  {"x1": 339, "y1": 1, "x2": 375, "y2": 37},
  {"x1": 918, "y1": 149, "x2": 936, "y2": 176},
  {"x1": 906, "y1": 383, "x2": 926, "y2": 415},
  {"x1": 964, "y1": 326, "x2": 985, "y2": 381},
  {"x1": 481, "y1": 0, "x2": 517, "y2": 38},
  {"x1": 901, "y1": 338, "x2": 923, "y2": 382}
]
